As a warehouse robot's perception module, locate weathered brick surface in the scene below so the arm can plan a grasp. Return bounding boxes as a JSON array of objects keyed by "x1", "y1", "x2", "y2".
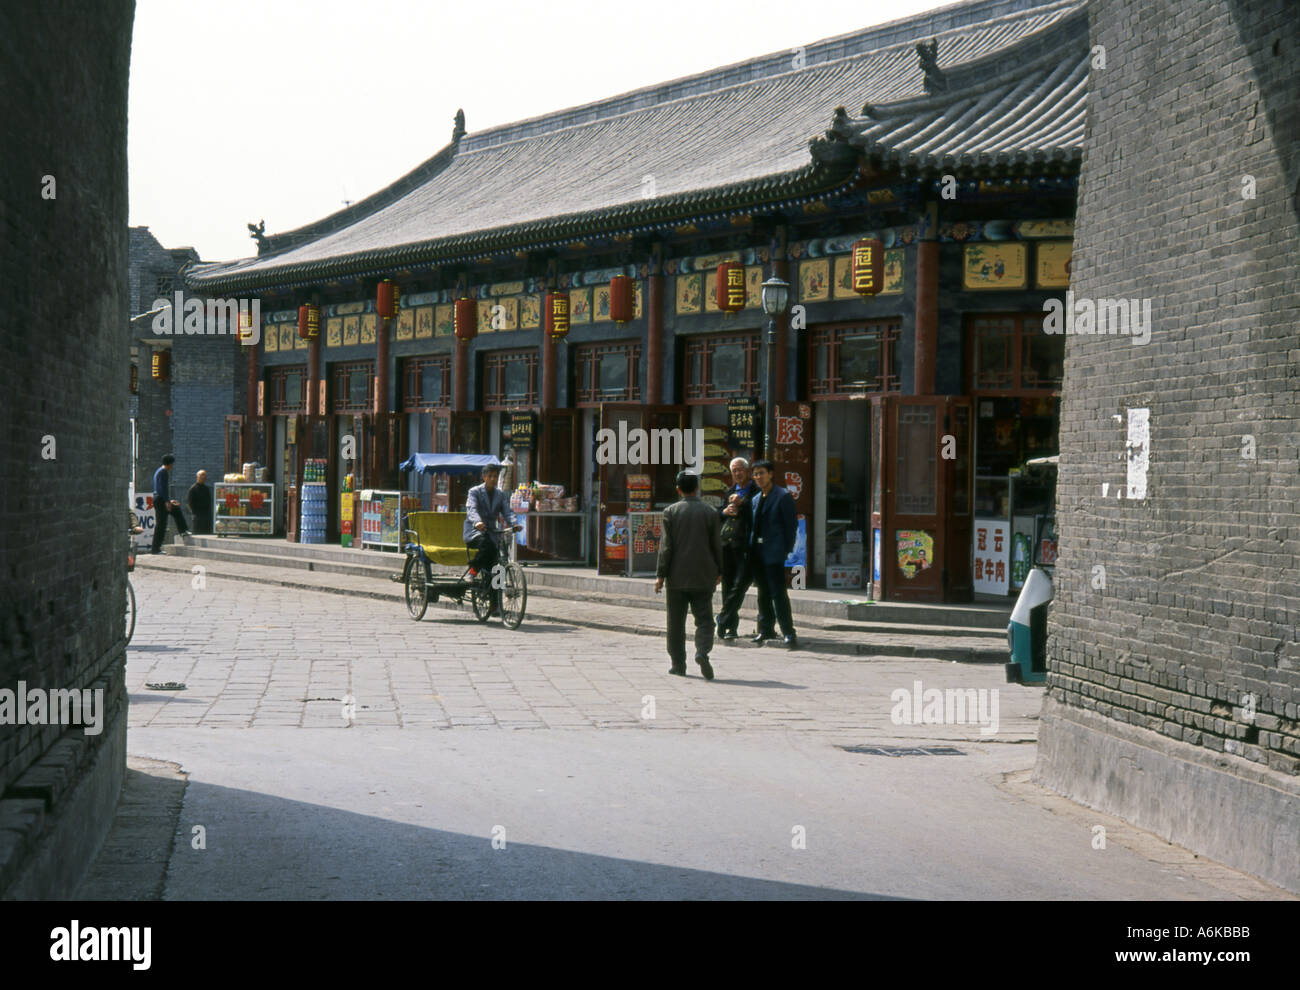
[
  {"x1": 0, "y1": 0, "x2": 135, "y2": 891},
  {"x1": 1046, "y1": 0, "x2": 1300, "y2": 771}
]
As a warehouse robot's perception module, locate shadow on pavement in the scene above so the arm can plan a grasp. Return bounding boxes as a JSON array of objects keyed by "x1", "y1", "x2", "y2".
[{"x1": 159, "y1": 780, "x2": 900, "y2": 901}]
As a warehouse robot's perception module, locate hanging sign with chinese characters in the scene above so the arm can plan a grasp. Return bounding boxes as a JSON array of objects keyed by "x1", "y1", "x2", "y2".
[
  {"x1": 772, "y1": 402, "x2": 813, "y2": 569},
  {"x1": 972, "y1": 519, "x2": 1010, "y2": 594},
  {"x1": 726, "y1": 397, "x2": 759, "y2": 453}
]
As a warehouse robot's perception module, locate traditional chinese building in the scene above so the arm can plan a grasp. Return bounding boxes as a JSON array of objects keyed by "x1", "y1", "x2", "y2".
[{"x1": 183, "y1": 0, "x2": 1085, "y2": 601}]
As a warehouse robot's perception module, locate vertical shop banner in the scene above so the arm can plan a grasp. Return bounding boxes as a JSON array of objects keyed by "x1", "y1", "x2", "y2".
[
  {"x1": 509, "y1": 411, "x2": 536, "y2": 450},
  {"x1": 698, "y1": 426, "x2": 730, "y2": 509},
  {"x1": 972, "y1": 519, "x2": 1010, "y2": 594},
  {"x1": 773, "y1": 402, "x2": 813, "y2": 570}
]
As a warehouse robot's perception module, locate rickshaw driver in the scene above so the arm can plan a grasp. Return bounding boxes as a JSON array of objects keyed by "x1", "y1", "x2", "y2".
[{"x1": 463, "y1": 464, "x2": 523, "y2": 613}]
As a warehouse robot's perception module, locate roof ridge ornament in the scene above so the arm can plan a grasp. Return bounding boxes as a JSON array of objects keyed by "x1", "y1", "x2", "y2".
[
  {"x1": 916, "y1": 38, "x2": 947, "y2": 93},
  {"x1": 452, "y1": 109, "x2": 466, "y2": 146},
  {"x1": 247, "y1": 219, "x2": 267, "y2": 254}
]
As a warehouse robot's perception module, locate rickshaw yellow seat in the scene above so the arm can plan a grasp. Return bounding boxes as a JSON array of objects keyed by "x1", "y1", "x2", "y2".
[{"x1": 405, "y1": 511, "x2": 470, "y2": 566}]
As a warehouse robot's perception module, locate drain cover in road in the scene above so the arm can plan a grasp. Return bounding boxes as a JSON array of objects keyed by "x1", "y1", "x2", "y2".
[
  {"x1": 840, "y1": 745, "x2": 965, "y2": 756},
  {"x1": 144, "y1": 682, "x2": 187, "y2": 691}
]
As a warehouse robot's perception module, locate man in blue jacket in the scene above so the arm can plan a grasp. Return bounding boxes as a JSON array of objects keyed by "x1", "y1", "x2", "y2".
[
  {"x1": 747, "y1": 459, "x2": 798, "y2": 649},
  {"x1": 149, "y1": 453, "x2": 189, "y2": 554}
]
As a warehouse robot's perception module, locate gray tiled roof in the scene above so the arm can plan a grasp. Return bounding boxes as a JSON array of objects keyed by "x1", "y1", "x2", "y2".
[
  {"x1": 835, "y1": 2, "x2": 1087, "y2": 169},
  {"x1": 186, "y1": 0, "x2": 1084, "y2": 292}
]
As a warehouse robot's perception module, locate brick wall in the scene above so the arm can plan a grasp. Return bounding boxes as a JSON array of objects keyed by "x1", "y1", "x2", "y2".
[
  {"x1": 0, "y1": 0, "x2": 135, "y2": 895},
  {"x1": 1037, "y1": 0, "x2": 1300, "y2": 879}
]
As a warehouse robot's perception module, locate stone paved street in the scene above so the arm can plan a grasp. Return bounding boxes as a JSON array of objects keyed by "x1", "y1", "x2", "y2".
[{"x1": 102, "y1": 567, "x2": 1291, "y2": 900}]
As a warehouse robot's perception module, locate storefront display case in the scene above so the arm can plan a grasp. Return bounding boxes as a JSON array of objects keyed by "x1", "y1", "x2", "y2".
[{"x1": 213, "y1": 482, "x2": 275, "y2": 536}]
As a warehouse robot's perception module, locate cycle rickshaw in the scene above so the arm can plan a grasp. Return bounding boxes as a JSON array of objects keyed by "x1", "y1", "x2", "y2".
[{"x1": 396, "y1": 453, "x2": 527, "y2": 629}]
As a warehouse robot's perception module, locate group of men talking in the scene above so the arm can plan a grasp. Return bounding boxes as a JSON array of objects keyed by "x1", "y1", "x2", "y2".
[{"x1": 654, "y1": 457, "x2": 798, "y2": 680}]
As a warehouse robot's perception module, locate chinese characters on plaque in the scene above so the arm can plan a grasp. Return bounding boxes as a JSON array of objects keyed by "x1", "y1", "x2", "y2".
[{"x1": 972, "y1": 519, "x2": 1010, "y2": 595}]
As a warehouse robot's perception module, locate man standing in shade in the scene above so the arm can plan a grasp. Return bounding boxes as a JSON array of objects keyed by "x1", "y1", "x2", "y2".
[
  {"x1": 747, "y1": 459, "x2": 798, "y2": 649},
  {"x1": 655, "y1": 471, "x2": 723, "y2": 679},
  {"x1": 186, "y1": 469, "x2": 214, "y2": 535},
  {"x1": 149, "y1": 454, "x2": 189, "y2": 554},
  {"x1": 715, "y1": 457, "x2": 758, "y2": 641}
]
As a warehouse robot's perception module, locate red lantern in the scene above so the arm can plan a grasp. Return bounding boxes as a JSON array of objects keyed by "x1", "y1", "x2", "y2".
[
  {"x1": 376, "y1": 279, "x2": 400, "y2": 318},
  {"x1": 151, "y1": 350, "x2": 169, "y2": 382},
  {"x1": 717, "y1": 262, "x2": 745, "y2": 313},
  {"x1": 454, "y1": 298, "x2": 477, "y2": 340},
  {"x1": 545, "y1": 292, "x2": 570, "y2": 338},
  {"x1": 851, "y1": 239, "x2": 884, "y2": 296},
  {"x1": 609, "y1": 274, "x2": 634, "y2": 323},
  {"x1": 298, "y1": 303, "x2": 320, "y2": 340}
]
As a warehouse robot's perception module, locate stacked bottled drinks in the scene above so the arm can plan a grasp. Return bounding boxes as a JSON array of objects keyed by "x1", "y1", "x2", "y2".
[
  {"x1": 300, "y1": 482, "x2": 327, "y2": 544},
  {"x1": 302, "y1": 458, "x2": 327, "y2": 484}
]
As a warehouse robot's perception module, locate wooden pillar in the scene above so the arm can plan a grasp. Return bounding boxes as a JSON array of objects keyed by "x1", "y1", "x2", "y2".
[
  {"x1": 541, "y1": 328, "x2": 557, "y2": 411},
  {"x1": 245, "y1": 341, "x2": 258, "y2": 422},
  {"x1": 454, "y1": 337, "x2": 469, "y2": 411},
  {"x1": 914, "y1": 207, "x2": 939, "y2": 395},
  {"x1": 646, "y1": 270, "x2": 664, "y2": 403},
  {"x1": 307, "y1": 333, "x2": 321, "y2": 416}
]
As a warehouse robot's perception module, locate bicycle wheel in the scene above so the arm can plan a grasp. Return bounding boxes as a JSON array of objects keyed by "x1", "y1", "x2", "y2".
[
  {"x1": 501, "y1": 562, "x2": 527, "y2": 629},
  {"x1": 403, "y1": 556, "x2": 428, "y2": 620},
  {"x1": 470, "y1": 577, "x2": 493, "y2": 623},
  {"x1": 125, "y1": 579, "x2": 136, "y2": 645}
]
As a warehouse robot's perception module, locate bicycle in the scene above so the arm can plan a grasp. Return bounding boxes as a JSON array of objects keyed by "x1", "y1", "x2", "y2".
[
  {"x1": 402, "y1": 525, "x2": 527, "y2": 630},
  {"x1": 126, "y1": 512, "x2": 141, "y2": 645}
]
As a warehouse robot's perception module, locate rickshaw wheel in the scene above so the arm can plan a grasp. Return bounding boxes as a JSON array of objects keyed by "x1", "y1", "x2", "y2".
[
  {"x1": 501, "y1": 562, "x2": 527, "y2": 630},
  {"x1": 403, "y1": 557, "x2": 428, "y2": 620},
  {"x1": 470, "y1": 582, "x2": 493, "y2": 623}
]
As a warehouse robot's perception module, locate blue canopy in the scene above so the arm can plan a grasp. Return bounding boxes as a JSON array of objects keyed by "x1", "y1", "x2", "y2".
[{"x1": 398, "y1": 452, "x2": 503, "y2": 476}]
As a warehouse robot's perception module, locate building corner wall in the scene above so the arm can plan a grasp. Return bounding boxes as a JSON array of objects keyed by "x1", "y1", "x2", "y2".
[{"x1": 1034, "y1": 0, "x2": 1300, "y2": 893}]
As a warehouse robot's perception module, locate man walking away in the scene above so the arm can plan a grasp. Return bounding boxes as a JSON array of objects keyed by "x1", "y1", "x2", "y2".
[
  {"x1": 186, "y1": 469, "x2": 214, "y2": 535},
  {"x1": 715, "y1": 457, "x2": 758, "y2": 641},
  {"x1": 655, "y1": 471, "x2": 723, "y2": 679},
  {"x1": 747, "y1": 459, "x2": 798, "y2": 649},
  {"x1": 149, "y1": 454, "x2": 189, "y2": 553}
]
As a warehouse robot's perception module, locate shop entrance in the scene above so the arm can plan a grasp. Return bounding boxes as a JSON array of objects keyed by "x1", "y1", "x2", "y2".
[
  {"x1": 594, "y1": 403, "x2": 687, "y2": 575},
  {"x1": 815, "y1": 400, "x2": 872, "y2": 591}
]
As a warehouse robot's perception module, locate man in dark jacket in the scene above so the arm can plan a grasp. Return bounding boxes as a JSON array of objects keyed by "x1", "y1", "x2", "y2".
[
  {"x1": 747, "y1": 459, "x2": 798, "y2": 649},
  {"x1": 715, "y1": 457, "x2": 758, "y2": 641},
  {"x1": 186, "y1": 469, "x2": 214, "y2": 535},
  {"x1": 149, "y1": 454, "x2": 189, "y2": 553},
  {"x1": 655, "y1": 471, "x2": 723, "y2": 679}
]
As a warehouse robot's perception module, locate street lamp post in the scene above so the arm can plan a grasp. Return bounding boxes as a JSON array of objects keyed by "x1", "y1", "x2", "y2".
[{"x1": 759, "y1": 276, "x2": 789, "y2": 460}]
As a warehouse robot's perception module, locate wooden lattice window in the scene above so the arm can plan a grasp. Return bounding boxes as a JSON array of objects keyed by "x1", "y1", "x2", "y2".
[
  {"x1": 968, "y1": 314, "x2": 1063, "y2": 393},
  {"x1": 482, "y1": 349, "x2": 538, "y2": 409},
  {"x1": 575, "y1": 341, "x2": 641, "y2": 405},
  {"x1": 332, "y1": 361, "x2": 374, "y2": 413},
  {"x1": 268, "y1": 365, "x2": 307, "y2": 413},
  {"x1": 403, "y1": 356, "x2": 451, "y2": 411},
  {"x1": 683, "y1": 331, "x2": 759, "y2": 402},
  {"x1": 808, "y1": 321, "x2": 901, "y2": 397}
]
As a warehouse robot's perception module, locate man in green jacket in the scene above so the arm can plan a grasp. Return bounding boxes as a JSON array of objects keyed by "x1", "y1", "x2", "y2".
[{"x1": 655, "y1": 470, "x2": 723, "y2": 680}]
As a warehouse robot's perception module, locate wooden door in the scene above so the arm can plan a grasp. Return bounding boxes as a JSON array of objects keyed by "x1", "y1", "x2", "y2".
[
  {"x1": 885, "y1": 396, "x2": 946, "y2": 602},
  {"x1": 448, "y1": 411, "x2": 488, "y2": 510},
  {"x1": 944, "y1": 397, "x2": 974, "y2": 601}
]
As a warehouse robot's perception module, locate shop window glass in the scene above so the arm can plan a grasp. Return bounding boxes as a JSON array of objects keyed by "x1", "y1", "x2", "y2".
[
  {"x1": 599, "y1": 352, "x2": 627, "y2": 396},
  {"x1": 504, "y1": 359, "x2": 529, "y2": 399},
  {"x1": 712, "y1": 342, "x2": 744, "y2": 394},
  {"x1": 1022, "y1": 330, "x2": 1065, "y2": 389},
  {"x1": 349, "y1": 371, "x2": 368, "y2": 407},
  {"x1": 973, "y1": 319, "x2": 1015, "y2": 389},
  {"x1": 285, "y1": 373, "x2": 301, "y2": 409},
  {"x1": 896, "y1": 404, "x2": 936, "y2": 515},
  {"x1": 421, "y1": 365, "x2": 443, "y2": 405},
  {"x1": 839, "y1": 330, "x2": 881, "y2": 389}
]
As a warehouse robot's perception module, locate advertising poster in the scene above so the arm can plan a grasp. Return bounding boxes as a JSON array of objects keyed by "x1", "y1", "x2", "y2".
[
  {"x1": 783, "y1": 514, "x2": 807, "y2": 568},
  {"x1": 973, "y1": 519, "x2": 1010, "y2": 594},
  {"x1": 896, "y1": 530, "x2": 934, "y2": 580},
  {"x1": 130, "y1": 493, "x2": 155, "y2": 549},
  {"x1": 604, "y1": 515, "x2": 628, "y2": 561},
  {"x1": 380, "y1": 493, "x2": 401, "y2": 546},
  {"x1": 872, "y1": 528, "x2": 882, "y2": 584}
]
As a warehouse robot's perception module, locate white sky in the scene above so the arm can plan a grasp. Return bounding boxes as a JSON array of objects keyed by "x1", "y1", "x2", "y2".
[{"x1": 128, "y1": 0, "x2": 957, "y2": 263}]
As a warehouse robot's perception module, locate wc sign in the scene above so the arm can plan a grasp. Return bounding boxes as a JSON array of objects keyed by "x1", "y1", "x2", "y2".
[{"x1": 130, "y1": 492, "x2": 155, "y2": 549}]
